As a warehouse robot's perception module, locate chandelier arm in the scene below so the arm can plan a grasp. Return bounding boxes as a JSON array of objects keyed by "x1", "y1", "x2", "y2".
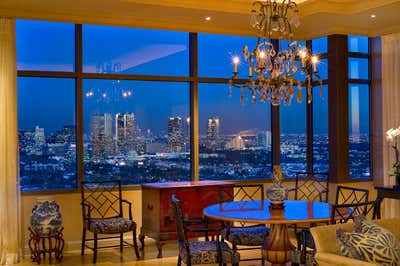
[
  {"x1": 281, "y1": 0, "x2": 287, "y2": 17},
  {"x1": 285, "y1": 17, "x2": 293, "y2": 38}
]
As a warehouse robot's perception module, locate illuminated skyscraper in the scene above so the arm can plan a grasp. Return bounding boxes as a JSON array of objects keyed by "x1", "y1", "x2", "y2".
[
  {"x1": 24, "y1": 126, "x2": 46, "y2": 155},
  {"x1": 257, "y1": 131, "x2": 272, "y2": 148},
  {"x1": 185, "y1": 117, "x2": 190, "y2": 152},
  {"x1": 206, "y1": 116, "x2": 220, "y2": 150},
  {"x1": 167, "y1": 116, "x2": 184, "y2": 152},
  {"x1": 225, "y1": 135, "x2": 245, "y2": 150},
  {"x1": 91, "y1": 113, "x2": 113, "y2": 160},
  {"x1": 115, "y1": 113, "x2": 135, "y2": 153}
]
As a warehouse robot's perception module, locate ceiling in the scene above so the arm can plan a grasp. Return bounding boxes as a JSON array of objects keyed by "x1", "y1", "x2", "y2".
[{"x1": 1, "y1": 0, "x2": 400, "y2": 39}]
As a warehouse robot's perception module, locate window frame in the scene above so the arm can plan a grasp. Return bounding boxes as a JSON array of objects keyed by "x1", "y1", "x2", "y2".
[{"x1": 17, "y1": 22, "x2": 373, "y2": 193}]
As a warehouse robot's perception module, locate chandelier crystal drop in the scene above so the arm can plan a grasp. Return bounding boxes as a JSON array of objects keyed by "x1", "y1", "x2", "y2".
[{"x1": 229, "y1": 0, "x2": 322, "y2": 106}]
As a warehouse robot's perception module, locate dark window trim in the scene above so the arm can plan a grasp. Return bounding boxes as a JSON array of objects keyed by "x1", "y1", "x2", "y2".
[{"x1": 17, "y1": 21, "x2": 372, "y2": 192}]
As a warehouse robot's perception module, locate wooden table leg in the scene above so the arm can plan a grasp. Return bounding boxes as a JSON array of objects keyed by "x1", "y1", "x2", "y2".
[{"x1": 262, "y1": 224, "x2": 294, "y2": 266}]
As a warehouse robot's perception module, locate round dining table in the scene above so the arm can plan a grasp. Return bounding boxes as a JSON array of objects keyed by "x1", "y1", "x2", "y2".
[{"x1": 203, "y1": 199, "x2": 335, "y2": 266}]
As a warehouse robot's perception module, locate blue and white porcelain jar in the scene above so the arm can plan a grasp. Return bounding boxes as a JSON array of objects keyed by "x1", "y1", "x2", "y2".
[{"x1": 30, "y1": 197, "x2": 62, "y2": 236}]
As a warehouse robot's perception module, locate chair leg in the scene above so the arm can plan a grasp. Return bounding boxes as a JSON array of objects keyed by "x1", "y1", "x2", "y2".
[
  {"x1": 177, "y1": 255, "x2": 182, "y2": 266},
  {"x1": 301, "y1": 232, "x2": 307, "y2": 264},
  {"x1": 133, "y1": 230, "x2": 140, "y2": 259},
  {"x1": 120, "y1": 233, "x2": 123, "y2": 252},
  {"x1": 93, "y1": 231, "x2": 98, "y2": 264},
  {"x1": 81, "y1": 227, "x2": 86, "y2": 256}
]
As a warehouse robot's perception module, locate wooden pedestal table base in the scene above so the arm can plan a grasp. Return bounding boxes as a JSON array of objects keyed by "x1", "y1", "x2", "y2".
[{"x1": 262, "y1": 224, "x2": 294, "y2": 266}]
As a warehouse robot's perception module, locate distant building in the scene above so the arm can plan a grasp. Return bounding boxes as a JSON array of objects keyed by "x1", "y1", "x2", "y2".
[
  {"x1": 146, "y1": 141, "x2": 167, "y2": 154},
  {"x1": 257, "y1": 131, "x2": 272, "y2": 148},
  {"x1": 206, "y1": 116, "x2": 220, "y2": 150},
  {"x1": 225, "y1": 135, "x2": 245, "y2": 150},
  {"x1": 115, "y1": 113, "x2": 135, "y2": 154},
  {"x1": 91, "y1": 113, "x2": 113, "y2": 160},
  {"x1": 21, "y1": 126, "x2": 46, "y2": 156},
  {"x1": 185, "y1": 117, "x2": 190, "y2": 152},
  {"x1": 167, "y1": 117, "x2": 184, "y2": 152}
]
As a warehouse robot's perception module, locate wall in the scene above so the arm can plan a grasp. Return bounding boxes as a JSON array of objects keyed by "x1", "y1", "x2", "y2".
[{"x1": 20, "y1": 181, "x2": 389, "y2": 253}]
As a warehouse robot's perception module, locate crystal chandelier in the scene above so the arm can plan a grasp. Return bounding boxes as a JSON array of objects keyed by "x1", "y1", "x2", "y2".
[{"x1": 229, "y1": 0, "x2": 322, "y2": 106}]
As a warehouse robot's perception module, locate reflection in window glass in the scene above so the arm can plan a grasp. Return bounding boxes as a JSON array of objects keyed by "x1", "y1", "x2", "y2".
[
  {"x1": 16, "y1": 20, "x2": 75, "y2": 71},
  {"x1": 348, "y1": 84, "x2": 370, "y2": 178},
  {"x1": 313, "y1": 85, "x2": 329, "y2": 173},
  {"x1": 316, "y1": 58, "x2": 328, "y2": 80},
  {"x1": 83, "y1": 25, "x2": 189, "y2": 76},
  {"x1": 312, "y1": 37, "x2": 327, "y2": 54},
  {"x1": 18, "y1": 78, "x2": 77, "y2": 191},
  {"x1": 199, "y1": 33, "x2": 258, "y2": 78},
  {"x1": 348, "y1": 57, "x2": 369, "y2": 80},
  {"x1": 280, "y1": 89, "x2": 307, "y2": 177},
  {"x1": 199, "y1": 84, "x2": 272, "y2": 180},
  {"x1": 83, "y1": 80, "x2": 190, "y2": 184},
  {"x1": 348, "y1": 35, "x2": 369, "y2": 53}
]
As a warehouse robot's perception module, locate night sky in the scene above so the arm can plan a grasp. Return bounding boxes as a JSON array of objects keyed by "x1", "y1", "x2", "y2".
[{"x1": 16, "y1": 20, "x2": 369, "y2": 136}]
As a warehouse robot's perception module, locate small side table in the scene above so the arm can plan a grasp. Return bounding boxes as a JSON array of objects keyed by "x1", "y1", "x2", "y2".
[
  {"x1": 374, "y1": 186, "x2": 400, "y2": 219},
  {"x1": 28, "y1": 227, "x2": 65, "y2": 264}
]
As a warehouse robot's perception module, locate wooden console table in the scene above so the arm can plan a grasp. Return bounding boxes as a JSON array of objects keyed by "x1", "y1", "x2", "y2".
[
  {"x1": 139, "y1": 180, "x2": 233, "y2": 258},
  {"x1": 375, "y1": 185, "x2": 400, "y2": 200}
]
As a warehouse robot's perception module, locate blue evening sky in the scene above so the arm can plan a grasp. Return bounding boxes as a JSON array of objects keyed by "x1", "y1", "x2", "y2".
[{"x1": 16, "y1": 20, "x2": 369, "y2": 135}]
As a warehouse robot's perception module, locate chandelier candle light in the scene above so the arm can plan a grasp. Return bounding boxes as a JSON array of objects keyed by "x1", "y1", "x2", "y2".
[{"x1": 229, "y1": 0, "x2": 322, "y2": 106}]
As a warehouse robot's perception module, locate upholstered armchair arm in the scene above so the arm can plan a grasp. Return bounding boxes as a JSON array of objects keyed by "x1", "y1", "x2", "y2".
[
  {"x1": 81, "y1": 201, "x2": 92, "y2": 221},
  {"x1": 121, "y1": 199, "x2": 133, "y2": 220},
  {"x1": 315, "y1": 253, "x2": 376, "y2": 266}
]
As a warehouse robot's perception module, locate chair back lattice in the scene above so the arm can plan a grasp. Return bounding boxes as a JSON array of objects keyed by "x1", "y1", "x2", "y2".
[
  {"x1": 80, "y1": 180, "x2": 123, "y2": 219},
  {"x1": 292, "y1": 172, "x2": 329, "y2": 202},
  {"x1": 330, "y1": 198, "x2": 382, "y2": 224},
  {"x1": 219, "y1": 184, "x2": 264, "y2": 227},
  {"x1": 171, "y1": 194, "x2": 189, "y2": 248},
  {"x1": 335, "y1": 186, "x2": 369, "y2": 205},
  {"x1": 219, "y1": 184, "x2": 264, "y2": 203}
]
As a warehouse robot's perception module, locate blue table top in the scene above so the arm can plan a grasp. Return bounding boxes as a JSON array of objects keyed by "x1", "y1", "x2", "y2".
[{"x1": 203, "y1": 200, "x2": 334, "y2": 224}]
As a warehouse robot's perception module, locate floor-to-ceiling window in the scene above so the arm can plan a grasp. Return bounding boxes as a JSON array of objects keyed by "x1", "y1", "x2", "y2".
[
  {"x1": 16, "y1": 20, "x2": 373, "y2": 191},
  {"x1": 348, "y1": 35, "x2": 371, "y2": 178},
  {"x1": 311, "y1": 37, "x2": 329, "y2": 173}
]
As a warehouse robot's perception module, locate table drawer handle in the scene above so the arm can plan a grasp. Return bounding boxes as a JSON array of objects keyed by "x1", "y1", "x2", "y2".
[{"x1": 147, "y1": 204, "x2": 154, "y2": 210}]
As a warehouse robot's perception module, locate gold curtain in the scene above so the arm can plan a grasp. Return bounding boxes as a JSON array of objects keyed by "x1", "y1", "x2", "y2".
[
  {"x1": 0, "y1": 17, "x2": 21, "y2": 264},
  {"x1": 382, "y1": 32, "x2": 400, "y2": 218}
]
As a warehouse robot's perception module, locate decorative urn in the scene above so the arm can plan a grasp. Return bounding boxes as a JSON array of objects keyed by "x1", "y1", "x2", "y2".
[
  {"x1": 30, "y1": 197, "x2": 62, "y2": 236},
  {"x1": 266, "y1": 165, "x2": 288, "y2": 209}
]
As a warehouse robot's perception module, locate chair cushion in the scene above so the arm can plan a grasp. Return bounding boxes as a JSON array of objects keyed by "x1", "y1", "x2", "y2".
[
  {"x1": 179, "y1": 241, "x2": 240, "y2": 265},
  {"x1": 336, "y1": 227, "x2": 400, "y2": 266},
  {"x1": 88, "y1": 217, "x2": 135, "y2": 234},
  {"x1": 223, "y1": 225, "x2": 270, "y2": 246}
]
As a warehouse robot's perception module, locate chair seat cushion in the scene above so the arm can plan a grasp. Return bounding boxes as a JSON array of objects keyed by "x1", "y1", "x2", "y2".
[
  {"x1": 180, "y1": 241, "x2": 240, "y2": 264},
  {"x1": 88, "y1": 217, "x2": 135, "y2": 234},
  {"x1": 223, "y1": 225, "x2": 270, "y2": 246}
]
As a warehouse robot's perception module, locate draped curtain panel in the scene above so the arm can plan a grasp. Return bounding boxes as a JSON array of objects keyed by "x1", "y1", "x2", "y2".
[
  {"x1": 0, "y1": 17, "x2": 21, "y2": 264},
  {"x1": 382, "y1": 32, "x2": 400, "y2": 218}
]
